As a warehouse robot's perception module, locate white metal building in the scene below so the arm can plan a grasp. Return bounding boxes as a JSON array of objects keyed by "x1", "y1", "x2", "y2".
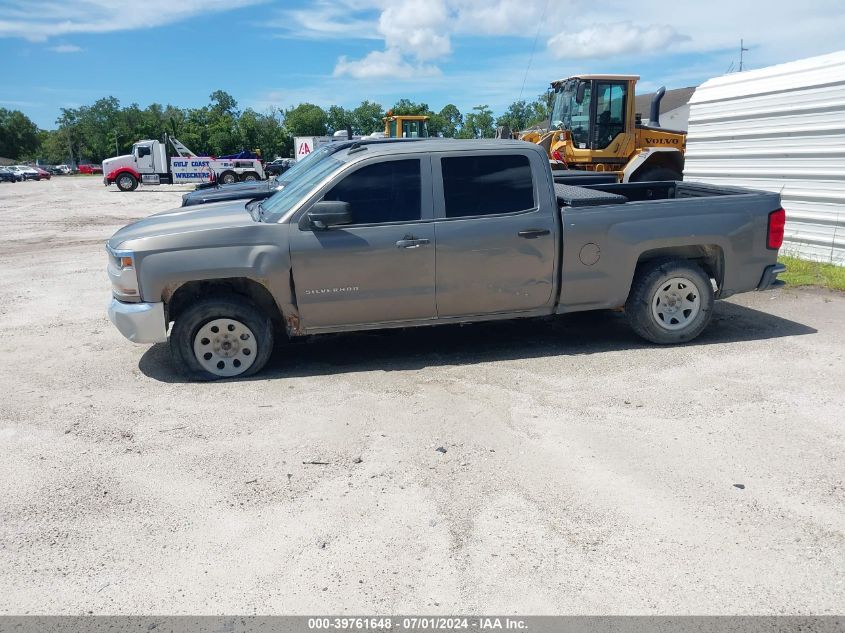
[{"x1": 685, "y1": 51, "x2": 845, "y2": 264}]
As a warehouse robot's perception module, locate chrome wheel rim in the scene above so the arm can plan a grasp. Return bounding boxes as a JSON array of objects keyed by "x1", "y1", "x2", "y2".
[
  {"x1": 651, "y1": 276, "x2": 701, "y2": 331},
  {"x1": 222, "y1": 174, "x2": 235, "y2": 184},
  {"x1": 193, "y1": 318, "x2": 257, "y2": 377},
  {"x1": 118, "y1": 175, "x2": 134, "y2": 189},
  {"x1": 243, "y1": 174, "x2": 256, "y2": 181}
]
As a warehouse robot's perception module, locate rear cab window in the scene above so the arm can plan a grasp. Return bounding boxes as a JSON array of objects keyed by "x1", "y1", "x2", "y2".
[{"x1": 440, "y1": 154, "x2": 535, "y2": 218}]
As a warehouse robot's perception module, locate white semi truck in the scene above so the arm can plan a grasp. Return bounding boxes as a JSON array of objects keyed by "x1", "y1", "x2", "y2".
[{"x1": 102, "y1": 135, "x2": 265, "y2": 191}]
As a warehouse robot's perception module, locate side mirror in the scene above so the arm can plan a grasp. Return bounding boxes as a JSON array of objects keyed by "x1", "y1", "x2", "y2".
[
  {"x1": 306, "y1": 200, "x2": 352, "y2": 230},
  {"x1": 575, "y1": 81, "x2": 586, "y2": 105}
]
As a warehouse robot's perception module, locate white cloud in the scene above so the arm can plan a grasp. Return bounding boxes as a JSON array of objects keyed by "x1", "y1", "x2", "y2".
[
  {"x1": 334, "y1": 49, "x2": 441, "y2": 80},
  {"x1": 283, "y1": 0, "x2": 844, "y2": 84},
  {"x1": 377, "y1": 0, "x2": 451, "y2": 60},
  {"x1": 0, "y1": 0, "x2": 264, "y2": 41},
  {"x1": 268, "y1": 0, "x2": 381, "y2": 40},
  {"x1": 48, "y1": 44, "x2": 83, "y2": 53},
  {"x1": 548, "y1": 21, "x2": 689, "y2": 60}
]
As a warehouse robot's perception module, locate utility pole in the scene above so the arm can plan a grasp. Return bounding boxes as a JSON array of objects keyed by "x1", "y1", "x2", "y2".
[{"x1": 739, "y1": 39, "x2": 749, "y2": 72}]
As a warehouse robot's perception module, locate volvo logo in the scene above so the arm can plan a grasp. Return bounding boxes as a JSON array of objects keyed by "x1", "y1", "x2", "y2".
[{"x1": 645, "y1": 138, "x2": 680, "y2": 145}]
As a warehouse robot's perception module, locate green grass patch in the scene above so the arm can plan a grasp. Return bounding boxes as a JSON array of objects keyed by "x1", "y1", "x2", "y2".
[{"x1": 779, "y1": 255, "x2": 845, "y2": 291}]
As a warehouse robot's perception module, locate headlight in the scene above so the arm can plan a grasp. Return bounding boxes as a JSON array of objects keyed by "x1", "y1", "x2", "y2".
[{"x1": 106, "y1": 246, "x2": 140, "y2": 301}]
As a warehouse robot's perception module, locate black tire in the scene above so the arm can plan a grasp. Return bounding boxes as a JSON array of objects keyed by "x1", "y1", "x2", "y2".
[
  {"x1": 630, "y1": 166, "x2": 682, "y2": 182},
  {"x1": 625, "y1": 258, "x2": 714, "y2": 345},
  {"x1": 169, "y1": 295, "x2": 274, "y2": 381},
  {"x1": 218, "y1": 171, "x2": 237, "y2": 185},
  {"x1": 240, "y1": 172, "x2": 259, "y2": 182},
  {"x1": 116, "y1": 173, "x2": 139, "y2": 192}
]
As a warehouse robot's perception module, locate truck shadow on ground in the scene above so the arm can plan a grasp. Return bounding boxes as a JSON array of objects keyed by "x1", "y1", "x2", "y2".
[{"x1": 138, "y1": 300, "x2": 817, "y2": 383}]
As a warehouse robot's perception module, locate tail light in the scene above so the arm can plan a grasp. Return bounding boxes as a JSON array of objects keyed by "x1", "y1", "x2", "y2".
[
  {"x1": 552, "y1": 150, "x2": 563, "y2": 162},
  {"x1": 767, "y1": 208, "x2": 786, "y2": 250}
]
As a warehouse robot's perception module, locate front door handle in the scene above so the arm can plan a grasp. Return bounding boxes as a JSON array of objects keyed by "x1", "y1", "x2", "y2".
[
  {"x1": 396, "y1": 238, "x2": 431, "y2": 249},
  {"x1": 518, "y1": 229, "x2": 551, "y2": 239}
]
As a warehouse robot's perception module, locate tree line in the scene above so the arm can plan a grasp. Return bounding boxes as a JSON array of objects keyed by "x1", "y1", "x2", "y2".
[{"x1": 0, "y1": 90, "x2": 550, "y2": 165}]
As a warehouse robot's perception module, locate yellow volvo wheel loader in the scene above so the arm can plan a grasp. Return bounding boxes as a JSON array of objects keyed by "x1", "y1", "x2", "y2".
[{"x1": 520, "y1": 75, "x2": 687, "y2": 182}]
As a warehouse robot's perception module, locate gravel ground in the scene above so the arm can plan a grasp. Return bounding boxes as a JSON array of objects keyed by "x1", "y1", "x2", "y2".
[{"x1": 0, "y1": 177, "x2": 843, "y2": 615}]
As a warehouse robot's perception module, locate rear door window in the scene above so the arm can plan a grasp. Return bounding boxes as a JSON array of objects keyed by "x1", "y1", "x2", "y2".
[
  {"x1": 323, "y1": 159, "x2": 421, "y2": 224},
  {"x1": 441, "y1": 154, "x2": 534, "y2": 218}
]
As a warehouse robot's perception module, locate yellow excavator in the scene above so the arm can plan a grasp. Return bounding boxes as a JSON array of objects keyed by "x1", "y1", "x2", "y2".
[
  {"x1": 519, "y1": 74, "x2": 686, "y2": 182},
  {"x1": 383, "y1": 112, "x2": 430, "y2": 138}
]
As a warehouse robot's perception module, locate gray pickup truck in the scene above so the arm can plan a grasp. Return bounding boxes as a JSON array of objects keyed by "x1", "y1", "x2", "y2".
[{"x1": 107, "y1": 139, "x2": 786, "y2": 379}]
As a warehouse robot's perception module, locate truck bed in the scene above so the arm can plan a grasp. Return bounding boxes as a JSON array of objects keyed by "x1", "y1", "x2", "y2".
[
  {"x1": 554, "y1": 181, "x2": 782, "y2": 313},
  {"x1": 555, "y1": 181, "x2": 759, "y2": 209}
]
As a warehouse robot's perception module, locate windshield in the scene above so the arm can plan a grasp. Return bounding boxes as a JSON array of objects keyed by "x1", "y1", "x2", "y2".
[
  {"x1": 274, "y1": 144, "x2": 338, "y2": 186},
  {"x1": 549, "y1": 79, "x2": 592, "y2": 148},
  {"x1": 260, "y1": 156, "x2": 344, "y2": 223}
]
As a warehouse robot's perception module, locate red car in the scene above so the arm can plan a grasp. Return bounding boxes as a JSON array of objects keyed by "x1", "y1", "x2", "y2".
[
  {"x1": 78, "y1": 164, "x2": 103, "y2": 175},
  {"x1": 35, "y1": 167, "x2": 51, "y2": 180}
]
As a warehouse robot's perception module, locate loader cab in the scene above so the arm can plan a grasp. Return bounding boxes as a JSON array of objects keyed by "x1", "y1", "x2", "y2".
[
  {"x1": 383, "y1": 113, "x2": 430, "y2": 138},
  {"x1": 549, "y1": 75, "x2": 635, "y2": 154}
]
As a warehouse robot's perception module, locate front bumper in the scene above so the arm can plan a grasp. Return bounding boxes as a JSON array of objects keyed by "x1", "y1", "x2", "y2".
[
  {"x1": 107, "y1": 298, "x2": 168, "y2": 344},
  {"x1": 757, "y1": 263, "x2": 787, "y2": 290}
]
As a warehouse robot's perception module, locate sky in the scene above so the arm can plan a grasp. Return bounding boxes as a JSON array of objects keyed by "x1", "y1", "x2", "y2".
[{"x1": 0, "y1": 0, "x2": 843, "y2": 129}]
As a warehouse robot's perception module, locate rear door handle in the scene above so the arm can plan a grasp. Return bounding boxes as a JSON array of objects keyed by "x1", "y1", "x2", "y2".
[
  {"x1": 518, "y1": 229, "x2": 551, "y2": 239},
  {"x1": 396, "y1": 238, "x2": 431, "y2": 249}
]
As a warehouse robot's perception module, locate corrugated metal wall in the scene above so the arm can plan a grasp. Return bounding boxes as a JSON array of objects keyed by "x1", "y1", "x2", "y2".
[{"x1": 685, "y1": 51, "x2": 845, "y2": 264}]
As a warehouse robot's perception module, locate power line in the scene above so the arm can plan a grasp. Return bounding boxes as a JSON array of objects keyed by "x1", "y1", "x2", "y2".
[{"x1": 519, "y1": 0, "x2": 551, "y2": 103}]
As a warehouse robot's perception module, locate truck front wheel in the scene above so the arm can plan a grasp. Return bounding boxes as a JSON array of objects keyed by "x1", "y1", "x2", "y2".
[
  {"x1": 169, "y1": 296, "x2": 274, "y2": 380},
  {"x1": 116, "y1": 173, "x2": 138, "y2": 192},
  {"x1": 625, "y1": 258, "x2": 714, "y2": 344}
]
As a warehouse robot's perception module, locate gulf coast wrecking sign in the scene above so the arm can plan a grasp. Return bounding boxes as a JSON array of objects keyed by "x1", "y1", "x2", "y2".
[{"x1": 170, "y1": 157, "x2": 231, "y2": 183}]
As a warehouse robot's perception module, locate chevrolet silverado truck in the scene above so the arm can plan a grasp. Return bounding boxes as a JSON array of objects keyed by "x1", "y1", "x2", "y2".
[{"x1": 106, "y1": 139, "x2": 786, "y2": 380}]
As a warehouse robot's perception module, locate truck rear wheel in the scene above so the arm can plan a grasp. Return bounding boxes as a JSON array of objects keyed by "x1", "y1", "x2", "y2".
[
  {"x1": 116, "y1": 173, "x2": 138, "y2": 192},
  {"x1": 625, "y1": 258, "x2": 714, "y2": 344},
  {"x1": 169, "y1": 296, "x2": 274, "y2": 380},
  {"x1": 218, "y1": 171, "x2": 237, "y2": 185},
  {"x1": 241, "y1": 172, "x2": 259, "y2": 182}
]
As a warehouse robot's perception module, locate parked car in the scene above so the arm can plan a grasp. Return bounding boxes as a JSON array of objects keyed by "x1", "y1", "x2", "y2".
[
  {"x1": 182, "y1": 140, "x2": 430, "y2": 207},
  {"x1": 5, "y1": 166, "x2": 23, "y2": 181},
  {"x1": 12, "y1": 165, "x2": 40, "y2": 180},
  {"x1": 53, "y1": 164, "x2": 72, "y2": 175},
  {"x1": 184, "y1": 141, "x2": 357, "y2": 207},
  {"x1": 106, "y1": 139, "x2": 787, "y2": 380},
  {"x1": 264, "y1": 158, "x2": 294, "y2": 177},
  {"x1": 0, "y1": 167, "x2": 17, "y2": 183},
  {"x1": 78, "y1": 164, "x2": 103, "y2": 175},
  {"x1": 34, "y1": 167, "x2": 51, "y2": 180}
]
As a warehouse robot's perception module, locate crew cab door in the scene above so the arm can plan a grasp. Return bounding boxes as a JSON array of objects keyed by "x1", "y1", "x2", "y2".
[
  {"x1": 433, "y1": 151, "x2": 556, "y2": 317},
  {"x1": 289, "y1": 156, "x2": 436, "y2": 329}
]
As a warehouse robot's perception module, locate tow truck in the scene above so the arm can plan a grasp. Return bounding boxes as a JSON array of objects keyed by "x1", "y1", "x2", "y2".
[{"x1": 102, "y1": 135, "x2": 265, "y2": 192}]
